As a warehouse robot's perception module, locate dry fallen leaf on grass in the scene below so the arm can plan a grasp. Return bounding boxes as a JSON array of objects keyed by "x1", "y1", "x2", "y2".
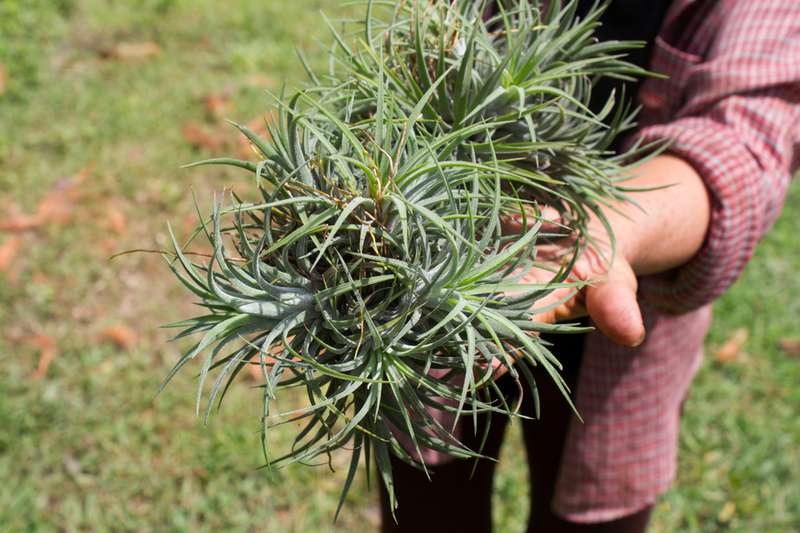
[
  {"x1": 0, "y1": 209, "x2": 41, "y2": 232},
  {"x1": 31, "y1": 334, "x2": 58, "y2": 380},
  {"x1": 98, "y1": 237, "x2": 123, "y2": 256},
  {"x1": 106, "y1": 208, "x2": 127, "y2": 235},
  {"x1": 37, "y1": 189, "x2": 77, "y2": 226},
  {"x1": 102, "y1": 41, "x2": 161, "y2": 61},
  {"x1": 100, "y1": 325, "x2": 138, "y2": 351},
  {"x1": 182, "y1": 123, "x2": 226, "y2": 151},
  {"x1": 203, "y1": 92, "x2": 233, "y2": 121},
  {"x1": 33, "y1": 170, "x2": 88, "y2": 225},
  {"x1": 714, "y1": 328, "x2": 749, "y2": 364},
  {"x1": 182, "y1": 113, "x2": 272, "y2": 158},
  {"x1": 0, "y1": 63, "x2": 6, "y2": 95},
  {"x1": 778, "y1": 338, "x2": 800, "y2": 358},
  {"x1": 0, "y1": 169, "x2": 89, "y2": 233}
]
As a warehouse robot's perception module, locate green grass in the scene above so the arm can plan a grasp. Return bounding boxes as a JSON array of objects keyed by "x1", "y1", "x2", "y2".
[{"x1": 0, "y1": 1, "x2": 797, "y2": 531}]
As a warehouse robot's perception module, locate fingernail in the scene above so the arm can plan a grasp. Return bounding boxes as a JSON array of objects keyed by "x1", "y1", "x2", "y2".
[{"x1": 631, "y1": 332, "x2": 646, "y2": 348}]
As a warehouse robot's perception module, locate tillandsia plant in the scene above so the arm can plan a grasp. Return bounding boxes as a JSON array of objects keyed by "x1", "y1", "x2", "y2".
[
  {"x1": 160, "y1": 0, "x2": 659, "y2": 519},
  {"x1": 165, "y1": 90, "x2": 589, "y2": 517},
  {"x1": 314, "y1": 0, "x2": 662, "y2": 255}
]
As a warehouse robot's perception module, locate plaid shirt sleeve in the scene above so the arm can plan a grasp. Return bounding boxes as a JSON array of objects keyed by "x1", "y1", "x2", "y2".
[
  {"x1": 633, "y1": 0, "x2": 800, "y2": 314},
  {"x1": 553, "y1": 1, "x2": 800, "y2": 523}
]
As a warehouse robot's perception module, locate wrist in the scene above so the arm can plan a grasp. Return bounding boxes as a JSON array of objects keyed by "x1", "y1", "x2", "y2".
[{"x1": 597, "y1": 155, "x2": 711, "y2": 276}]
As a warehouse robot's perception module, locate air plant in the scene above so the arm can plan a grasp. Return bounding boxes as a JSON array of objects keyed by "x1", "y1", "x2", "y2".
[
  {"x1": 160, "y1": 0, "x2": 657, "y2": 519},
  {"x1": 314, "y1": 0, "x2": 661, "y2": 252}
]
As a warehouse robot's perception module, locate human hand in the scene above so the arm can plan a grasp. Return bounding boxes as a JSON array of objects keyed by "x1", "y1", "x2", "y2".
[
  {"x1": 499, "y1": 155, "x2": 711, "y2": 371},
  {"x1": 504, "y1": 211, "x2": 644, "y2": 348}
]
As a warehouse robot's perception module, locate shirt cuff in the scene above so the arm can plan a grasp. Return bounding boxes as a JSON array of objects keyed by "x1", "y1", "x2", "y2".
[{"x1": 631, "y1": 118, "x2": 766, "y2": 314}]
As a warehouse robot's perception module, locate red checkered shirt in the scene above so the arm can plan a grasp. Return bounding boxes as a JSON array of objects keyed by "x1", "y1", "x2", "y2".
[
  {"x1": 554, "y1": 0, "x2": 800, "y2": 522},
  {"x1": 403, "y1": 0, "x2": 800, "y2": 524}
]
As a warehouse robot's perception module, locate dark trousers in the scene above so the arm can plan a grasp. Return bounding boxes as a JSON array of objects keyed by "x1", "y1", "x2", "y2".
[{"x1": 379, "y1": 332, "x2": 652, "y2": 533}]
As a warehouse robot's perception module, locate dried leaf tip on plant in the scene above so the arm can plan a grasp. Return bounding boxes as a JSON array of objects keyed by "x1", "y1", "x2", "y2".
[{"x1": 159, "y1": 0, "x2": 659, "y2": 518}]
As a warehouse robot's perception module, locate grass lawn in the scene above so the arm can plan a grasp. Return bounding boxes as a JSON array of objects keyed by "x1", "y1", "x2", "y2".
[{"x1": 1, "y1": 1, "x2": 798, "y2": 531}]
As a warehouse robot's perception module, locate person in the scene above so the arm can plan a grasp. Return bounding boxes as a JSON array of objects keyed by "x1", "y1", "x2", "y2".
[{"x1": 379, "y1": 1, "x2": 800, "y2": 531}]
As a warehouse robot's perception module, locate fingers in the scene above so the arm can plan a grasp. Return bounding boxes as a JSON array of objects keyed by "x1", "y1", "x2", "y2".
[
  {"x1": 528, "y1": 258, "x2": 646, "y2": 347},
  {"x1": 529, "y1": 285, "x2": 585, "y2": 325},
  {"x1": 490, "y1": 357, "x2": 509, "y2": 381},
  {"x1": 584, "y1": 261, "x2": 646, "y2": 347},
  {"x1": 491, "y1": 262, "x2": 644, "y2": 386},
  {"x1": 500, "y1": 205, "x2": 565, "y2": 235}
]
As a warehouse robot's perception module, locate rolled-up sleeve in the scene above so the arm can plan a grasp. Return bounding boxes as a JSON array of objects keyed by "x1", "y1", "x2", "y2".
[{"x1": 634, "y1": 1, "x2": 800, "y2": 314}]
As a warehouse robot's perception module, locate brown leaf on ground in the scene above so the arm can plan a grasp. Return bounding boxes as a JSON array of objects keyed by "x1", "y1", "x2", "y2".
[
  {"x1": 106, "y1": 208, "x2": 127, "y2": 235},
  {"x1": 0, "y1": 63, "x2": 6, "y2": 95},
  {"x1": 203, "y1": 92, "x2": 232, "y2": 121},
  {"x1": 714, "y1": 328, "x2": 749, "y2": 364},
  {"x1": 98, "y1": 237, "x2": 121, "y2": 255},
  {"x1": 102, "y1": 41, "x2": 161, "y2": 61},
  {"x1": 31, "y1": 334, "x2": 58, "y2": 380},
  {"x1": 100, "y1": 325, "x2": 137, "y2": 351},
  {"x1": 182, "y1": 123, "x2": 226, "y2": 151},
  {"x1": 0, "y1": 209, "x2": 41, "y2": 232},
  {"x1": 0, "y1": 236, "x2": 23, "y2": 272},
  {"x1": 0, "y1": 169, "x2": 88, "y2": 233},
  {"x1": 778, "y1": 338, "x2": 800, "y2": 358},
  {"x1": 37, "y1": 190, "x2": 75, "y2": 226},
  {"x1": 32, "y1": 170, "x2": 88, "y2": 225}
]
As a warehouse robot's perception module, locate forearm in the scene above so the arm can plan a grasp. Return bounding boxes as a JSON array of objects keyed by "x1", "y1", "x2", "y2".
[{"x1": 600, "y1": 155, "x2": 711, "y2": 277}]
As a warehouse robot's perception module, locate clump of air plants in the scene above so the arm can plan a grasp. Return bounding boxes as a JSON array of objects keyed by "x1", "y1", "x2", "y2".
[
  {"x1": 160, "y1": 0, "x2": 657, "y2": 518},
  {"x1": 315, "y1": 0, "x2": 661, "y2": 252}
]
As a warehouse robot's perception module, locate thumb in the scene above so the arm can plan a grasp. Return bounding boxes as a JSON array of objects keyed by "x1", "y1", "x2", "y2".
[{"x1": 584, "y1": 261, "x2": 645, "y2": 347}]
